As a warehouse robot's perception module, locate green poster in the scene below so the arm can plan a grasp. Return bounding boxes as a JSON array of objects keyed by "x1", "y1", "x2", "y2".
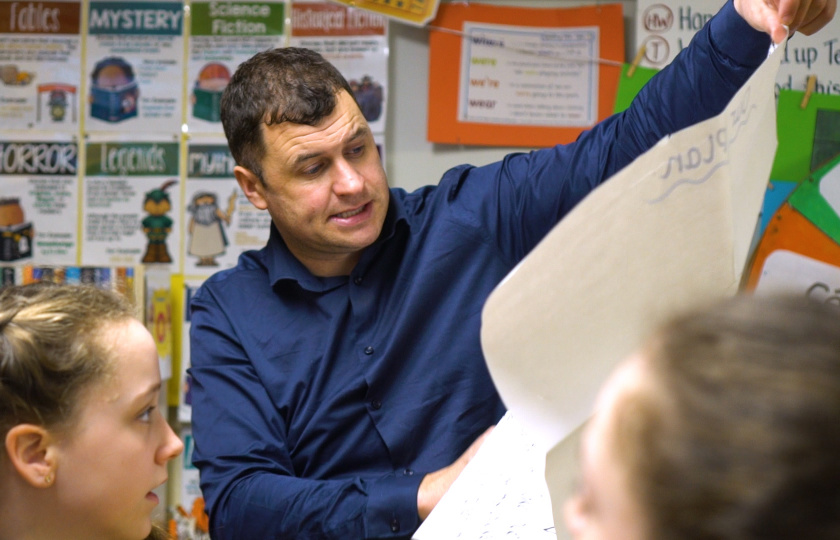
[
  {"x1": 788, "y1": 154, "x2": 840, "y2": 244},
  {"x1": 771, "y1": 90, "x2": 840, "y2": 183},
  {"x1": 613, "y1": 63, "x2": 658, "y2": 114}
]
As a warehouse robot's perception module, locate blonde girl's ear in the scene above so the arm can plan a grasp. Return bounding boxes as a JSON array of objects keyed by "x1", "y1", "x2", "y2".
[{"x1": 4, "y1": 424, "x2": 57, "y2": 488}]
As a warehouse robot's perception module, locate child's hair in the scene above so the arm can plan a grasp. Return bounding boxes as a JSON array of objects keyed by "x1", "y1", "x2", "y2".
[
  {"x1": 0, "y1": 283, "x2": 136, "y2": 437},
  {"x1": 616, "y1": 294, "x2": 840, "y2": 539}
]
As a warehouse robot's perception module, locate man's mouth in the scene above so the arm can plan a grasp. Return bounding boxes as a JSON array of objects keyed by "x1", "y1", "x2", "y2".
[{"x1": 335, "y1": 204, "x2": 366, "y2": 219}]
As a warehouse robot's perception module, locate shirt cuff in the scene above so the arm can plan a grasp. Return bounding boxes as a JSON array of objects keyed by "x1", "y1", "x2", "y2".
[
  {"x1": 365, "y1": 472, "x2": 424, "y2": 538},
  {"x1": 709, "y1": 0, "x2": 772, "y2": 67}
]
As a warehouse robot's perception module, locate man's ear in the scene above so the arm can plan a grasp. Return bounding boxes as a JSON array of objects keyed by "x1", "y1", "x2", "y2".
[
  {"x1": 5, "y1": 424, "x2": 57, "y2": 488},
  {"x1": 234, "y1": 165, "x2": 268, "y2": 211}
]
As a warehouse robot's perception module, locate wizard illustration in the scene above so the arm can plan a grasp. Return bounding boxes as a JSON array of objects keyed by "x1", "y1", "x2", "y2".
[
  {"x1": 187, "y1": 190, "x2": 236, "y2": 266},
  {"x1": 141, "y1": 180, "x2": 177, "y2": 264}
]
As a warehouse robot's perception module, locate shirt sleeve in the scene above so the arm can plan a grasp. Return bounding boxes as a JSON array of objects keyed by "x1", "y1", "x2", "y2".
[
  {"x1": 188, "y1": 286, "x2": 424, "y2": 540},
  {"x1": 446, "y1": 0, "x2": 771, "y2": 265}
]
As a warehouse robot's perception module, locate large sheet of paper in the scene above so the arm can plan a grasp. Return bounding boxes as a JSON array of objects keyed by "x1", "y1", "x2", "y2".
[{"x1": 415, "y1": 40, "x2": 784, "y2": 540}]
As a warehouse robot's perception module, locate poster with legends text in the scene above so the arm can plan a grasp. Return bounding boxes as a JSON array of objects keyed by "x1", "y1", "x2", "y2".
[{"x1": 82, "y1": 137, "x2": 181, "y2": 267}]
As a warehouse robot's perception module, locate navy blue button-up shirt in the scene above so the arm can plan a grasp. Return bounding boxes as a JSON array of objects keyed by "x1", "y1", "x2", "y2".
[{"x1": 189, "y1": 3, "x2": 769, "y2": 538}]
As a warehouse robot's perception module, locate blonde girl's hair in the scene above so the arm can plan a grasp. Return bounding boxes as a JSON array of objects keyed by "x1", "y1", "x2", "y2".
[{"x1": 0, "y1": 283, "x2": 136, "y2": 437}]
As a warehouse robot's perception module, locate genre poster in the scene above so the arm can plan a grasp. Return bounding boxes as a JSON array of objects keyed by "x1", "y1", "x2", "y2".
[
  {"x1": 82, "y1": 137, "x2": 181, "y2": 266},
  {"x1": 186, "y1": 0, "x2": 285, "y2": 135},
  {"x1": 634, "y1": 0, "x2": 840, "y2": 95},
  {"x1": 85, "y1": 0, "x2": 185, "y2": 133},
  {"x1": 0, "y1": 135, "x2": 79, "y2": 264},
  {"x1": 0, "y1": 0, "x2": 82, "y2": 131},
  {"x1": 183, "y1": 138, "x2": 271, "y2": 275},
  {"x1": 290, "y1": 0, "x2": 389, "y2": 134}
]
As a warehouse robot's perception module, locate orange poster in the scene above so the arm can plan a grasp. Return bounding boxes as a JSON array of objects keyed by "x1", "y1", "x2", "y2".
[{"x1": 428, "y1": 3, "x2": 624, "y2": 147}]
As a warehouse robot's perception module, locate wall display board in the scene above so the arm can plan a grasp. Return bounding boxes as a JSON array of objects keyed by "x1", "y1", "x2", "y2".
[
  {"x1": 290, "y1": 0, "x2": 389, "y2": 135},
  {"x1": 427, "y1": 2, "x2": 624, "y2": 146},
  {"x1": 85, "y1": 0, "x2": 184, "y2": 133},
  {"x1": 330, "y1": 0, "x2": 438, "y2": 27},
  {"x1": 634, "y1": 0, "x2": 840, "y2": 95},
  {"x1": 0, "y1": 135, "x2": 79, "y2": 264},
  {"x1": 183, "y1": 138, "x2": 271, "y2": 275},
  {"x1": 0, "y1": 0, "x2": 83, "y2": 131},
  {"x1": 186, "y1": 0, "x2": 285, "y2": 134},
  {"x1": 82, "y1": 136, "x2": 181, "y2": 266}
]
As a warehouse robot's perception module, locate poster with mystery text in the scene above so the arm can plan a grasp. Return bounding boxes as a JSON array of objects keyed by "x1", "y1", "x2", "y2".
[{"x1": 85, "y1": 0, "x2": 184, "y2": 133}]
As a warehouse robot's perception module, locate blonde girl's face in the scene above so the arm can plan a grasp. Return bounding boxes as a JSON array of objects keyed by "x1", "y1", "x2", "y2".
[
  {"x1": 564, "y1": 355, "x2": 648, "y2": 540},
  {"x1": 51, "y1": 318, "x2": 183, "y2": 539}
]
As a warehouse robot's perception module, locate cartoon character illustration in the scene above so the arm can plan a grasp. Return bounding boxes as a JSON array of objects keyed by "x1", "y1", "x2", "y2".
[
  {"x1": 0, "y1": 198, "x2": 33, "y2": 262},
  {"x1": 350, "y1": 75, "x2": 384, "y2": 122},
  {"x1": 187, "y1": 190, "x2": 236, "y2": 266},
  {"x1": 192, "y1": 63, "x2": 231, "y2": 122},
  {"x1": 141, "y1": 180, "x2": 177, "y2": 264},
  {"x1": 89, "y1": 57, "x2": 139, "y2": 122},
  {"x1": 48, "y1": 89, "x2": 68, "y2": 122}
]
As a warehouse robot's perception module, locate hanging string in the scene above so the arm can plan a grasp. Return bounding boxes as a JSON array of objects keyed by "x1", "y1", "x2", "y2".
[{"x1": 426, "y1": 24, "x2": 624, "y2": 68}]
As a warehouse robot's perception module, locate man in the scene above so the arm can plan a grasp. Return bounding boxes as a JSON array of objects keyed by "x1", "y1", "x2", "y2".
[{"x1": 189, "y1": 1, "x2": 836, "y2": 538}]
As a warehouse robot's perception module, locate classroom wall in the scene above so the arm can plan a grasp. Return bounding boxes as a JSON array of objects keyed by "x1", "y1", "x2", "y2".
[{"x1": 385, "y1": 0, "x2": 638, "y2": 192}]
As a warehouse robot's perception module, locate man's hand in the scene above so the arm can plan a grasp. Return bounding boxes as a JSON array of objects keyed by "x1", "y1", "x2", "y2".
[
  {"x1": 416, "y1": 426, "x2": 495, "y2": 520},
  {"x1": 734, "y1": 0, "x2": 836, "y2": 43}
]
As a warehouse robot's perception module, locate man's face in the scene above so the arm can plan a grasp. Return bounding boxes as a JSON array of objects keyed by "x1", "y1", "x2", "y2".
[{"x1": 238, "y1": 90, "x2": 389, "y2": 276}]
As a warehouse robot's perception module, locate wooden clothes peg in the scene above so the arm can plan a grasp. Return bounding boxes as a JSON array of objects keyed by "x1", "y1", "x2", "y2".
[
  {"x1": 801, "y1": 74, "x2": 817, "y2": 108},
  {"x1": 627, "y1": 44, "x2": 646, "y2": 78}
]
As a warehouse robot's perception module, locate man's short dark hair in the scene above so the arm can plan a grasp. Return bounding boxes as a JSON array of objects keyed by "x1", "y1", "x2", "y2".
[{"x1": 220, "y1": 47, "x2": 354, "y2": 180}]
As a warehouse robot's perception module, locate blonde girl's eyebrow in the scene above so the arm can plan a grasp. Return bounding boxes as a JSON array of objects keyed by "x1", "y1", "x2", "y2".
[{"x1": 129, "y1": 381, "x2": 162, "y2": 406}]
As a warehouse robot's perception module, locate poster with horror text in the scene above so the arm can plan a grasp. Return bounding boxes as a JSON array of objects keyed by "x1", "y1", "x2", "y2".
[
  {"x1": 186, "y1": 0, "x2": 285, "y2": 134},
  {"x1": 183, "y1": 138, "x2": 271, "y2": 275},
  {"x1": 82, "y1": 137, "x2": 181, "y2": 267},
  {"x1": 85, "y1": 0, "x2": 184, "y2": 133},
  {"x1": 0, "y1": 0, "x2": 82, "y2": 131},
  {"x1": 0, "y1": 135, "x2": 78, "y2": 264},
  {"x1": 290, "y1": 0, "x2": 389, "y2": 134}
]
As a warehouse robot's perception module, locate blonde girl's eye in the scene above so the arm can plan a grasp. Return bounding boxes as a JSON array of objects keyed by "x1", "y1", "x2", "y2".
[{"x1": 138, "y1": 405, "x2": 155, "y2": 423}]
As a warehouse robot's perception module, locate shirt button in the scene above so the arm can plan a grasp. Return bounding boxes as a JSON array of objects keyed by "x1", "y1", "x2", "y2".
[
  {"x1": 403, "y1": 468, "x2": 414, "y2": 476},
  {"x1": 364, "y1": 346, "x2": 374, "y2": 355},
  {"x1": 371, "y1": 399, "x2": 382, "y2": 410},
  {"x1": 354, "y1": 276, "x2": 363, "y2": 285},
  {"x1": 390, "y1": 518, "x2": 400, "y2": 533}
]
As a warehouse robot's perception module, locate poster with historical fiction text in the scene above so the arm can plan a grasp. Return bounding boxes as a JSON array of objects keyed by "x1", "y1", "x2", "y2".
[
  {"x1": 82, "y1": 136, "x2": 181, "y2": 267},
  {"x1": 85, "y1": 0, "x2": 185, "y2": 133},
  {"x1": 290, "y1": 0, "x2": 388, "y2": 134},
  {"x1": 186, "y1": 0, "x2": 285, "y2": 135},
  {"x1": 183, "y1": 138, "x2": 271, "y2": 276},
  {"x1": 0, "y1": 135, "x2": 79, "y2": 265},
  {"x1": 634, "y1": 0, "x2": 840, "y2": 96},
  {"x1": 0, "y1": 0, "x2": 82, "y2": 131}
]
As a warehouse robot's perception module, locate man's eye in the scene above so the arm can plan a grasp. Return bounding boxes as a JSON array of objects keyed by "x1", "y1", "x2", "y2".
[
  {"x1": 347, "y1": 145, "x2": 364, "y2": 157},
  {"x1": 303, "y1": 163, "x2": 323, "y2": 176}
]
